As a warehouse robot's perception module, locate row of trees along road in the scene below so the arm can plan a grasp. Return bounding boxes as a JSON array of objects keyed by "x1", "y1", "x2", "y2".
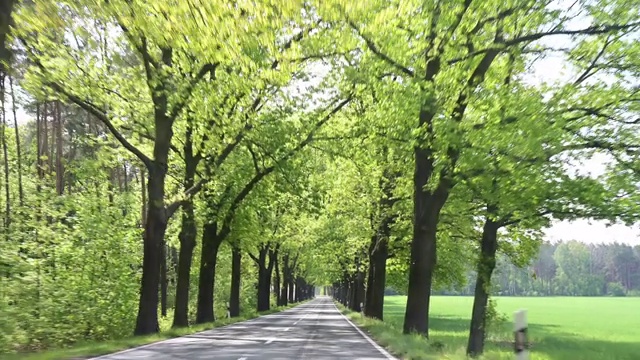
[
  {"x1": 439, "y1": 241, "x2": 640, "y2": 297},
  {"x1": 1, "y1": 0, "x2": 640, "y2": 358}
]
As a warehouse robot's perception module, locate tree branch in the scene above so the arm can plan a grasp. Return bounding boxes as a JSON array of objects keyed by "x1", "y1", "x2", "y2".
[{"x1": 347, "y1": 20, "x2": 415, "y2": 77}]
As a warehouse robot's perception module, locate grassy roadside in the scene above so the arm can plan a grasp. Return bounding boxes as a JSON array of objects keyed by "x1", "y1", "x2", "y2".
[
  {"x1": 3, "y1": 301, "x2": 308, "y2": 360},
  {"x1": 336, "y1": 303, "x2": 459, "y2": 360}
]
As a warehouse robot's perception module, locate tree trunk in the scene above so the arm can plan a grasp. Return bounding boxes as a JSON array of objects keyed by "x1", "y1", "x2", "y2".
[
  {"x1": 160, "y1": 242, "x2": 168, "y2": 317},
  {"x1": 274, "y1": 250, "x2": 281, "y2": 306},
  {"x1": 288, "y1": 277, "x2": 295, "y2": 304},
  {"x1": 196, "y1": 222, "x2": 223, "y2": 324},
  {"x1": 0, "y1": 0, "x2": 15, "y2": 74},
  {"x1": 134, "y1": 164, "x2": 169, "y2": 335},
  {"x1": 172, "y1": 200, "x2": 196, "y2": 327},
  {"x1": 140, "y1": 167, "x2": 147, "y2": 226},
  {"x1": 467, "y1": 215, "x2": 500, "y2": 357},
  {"x1": 55, "y1": 101, "x2": 63, "y2": 195},
  {"x1": 365, "y1": 234, "x2": 388, "y2": 320},
  {"x1": 229, "y1": 245, "x2": 241, "y2": 317},
  {"x1": 254, "y1": 244, "x2": 274, "y2": 312},
  {"x1": 9, "y1": 77, "x2": 22, "y2": 205},
  {"x1": 172, "y1": 134, "x2": 199, "y2": 327},
  {"x1": 0, "y1": 74, "x2": 10, "y2": 229},
  {"x1": 279, "y1": 254, "x2": 289, "y2": 306},
  {"x1": 403, "y1": 141, "x2": 449, "y2": 336}
]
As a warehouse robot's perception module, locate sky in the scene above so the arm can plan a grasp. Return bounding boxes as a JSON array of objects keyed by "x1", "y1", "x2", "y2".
[{"x1": 9, "y1": 1, "x2": 639, "y2": 246}]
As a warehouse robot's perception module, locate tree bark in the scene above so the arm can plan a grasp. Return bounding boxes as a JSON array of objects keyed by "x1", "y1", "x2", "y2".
[
  {"x1": 172, "y1": 126, "x2": 199, "y2": 327},
  {"x1": 254, "y1": 244, "x2": 277, "y2": 312},
  {"x1": 273, "y1": 249, "x2": 281, "y2": 306},
  {"x1": 229, "y1": 245, "x2": 241, "y2": 317},
  {"x1": 134, "y1": 163, "x2": 169, "y2": 335},
  {"x1": 196, "y1": 222, "x2": 223, "y2": 323},
  {"x1": 279, "y1": 253, "x2": 290, "y2": 306},
  {"x1": 288, "y1": 277, "x2": 295, "y2": 304},
  {"x1": 467, "y1": 214, "x2": 500, "y2": 357},
  {"x1": 403, "y1": 137, "x2": 450, "y2": 336},
  {"x1": 9, "y1": 77, "x2": 22, "y2": 205},
  {"x1": 55, "y1": 101, "x2": 64, "y2": 195},
  {"x1": 0, "y1": 0, "x2": 15, "y2": 74},
  {"x1": 160, "y1": 242, "x2": 168, "y2": 317},
  {"x1": 0, "y1": 74, "x2": 10, "y2": 229},
  {"x1": 365, "y1": 234, "x2": 388, "y2": 320}
]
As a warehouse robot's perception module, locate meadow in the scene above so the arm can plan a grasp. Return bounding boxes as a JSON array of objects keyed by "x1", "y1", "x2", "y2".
[{"x1": 347, "y1": 296, "x2": 640, "y2": 360}]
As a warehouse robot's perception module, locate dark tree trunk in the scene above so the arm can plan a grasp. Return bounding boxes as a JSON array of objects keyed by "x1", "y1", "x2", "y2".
[
  {"x1": 172, "y1": 200, "x2": 196, "y2": 327},
  {"x1": 350, "y1": 271, "x2": 365, "y2": 312},
  {"x1": 279, "y1": 254, "x2": 289, "y2": 306},
  {"x1": 9, "y1": 77, "x2": 22, "y2": 205},
  {"x1": 255, "y1": 246, "x2": 269, "y2": 311},
  {"x1": 1, "y1": 74, "x2": 11, "y2": 229},
  {"x1": 273, "y1": 250, "x2": 281, "y2": 306},
  {"x1": 288, "y1": 278, "x2": 295, "y2": 304},
  {"x1": 295, "y1": 276, "x2": 303, "y2": 303},
  {"x1": 134, "y1": 164, "x2": 169, "y2": 335},
  {"x1": 254, "y1": 244, "x2": 277, "y2": 312},
  {"x1": 403, "y1": 204, "x2": 440, "y2": 336},
  {"x1": 172, "y1": 128, "x2": 199, "y2": 327},
  {"x1": 55, "y1": 101, "x2": 64, "y2": 195},
  {"x1": 229, "y1": 245, "x2": 241, "y2": 317},
  {"x1": 403, "y1": 139, "x2": 449, "y2": 336},
  {"x1": 196, "y1": 222, "x2": 223, "y2": 324},
  {"x1": 0, "y1": 0, "x2": 15, "y2": 73},
  {"x1": 365, "y1": 235, "x2": 389, "y2": 320},
  {"x1": 160, "y1": 242, "x2": 168, "y2": 317},
  {"x1": 467, "y1": 215, "x2": 500, "y2": 357}
]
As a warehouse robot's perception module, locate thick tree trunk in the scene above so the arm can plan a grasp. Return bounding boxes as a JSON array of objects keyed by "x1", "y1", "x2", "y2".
[
  {"x1": 255, "y1": 244, "x2": 276, "y2": 312},
  {"x1": 403, "y1": 140, "x2": 449, "y2": 336},
  {"x1": 229, "y1": 245, "x2": 241, "y2": 317},
  {"x1": 196, "y1": 222, "x2": 223, "y2": 323},
  {"x1": 172, "y1": 200, "x2": 196, "y2": 327},
  {"x1": 351, "y1": 270, "x2": 364, "y2": 312},
  {"x1": 0, "y1": 0, "x2": 15, "y2": 73},
  {"x1": 365, "y1": 235, "x2": 388, "y2": 319},
  {"x1": 140, "y1": 167, "x2": 147, "y2": 225},
  {"x1": 160, "y1": 243, "x2": 168, "y2": 317},
  {"x1": 295, "y1": 276, "x2": 303, "y2": 303},
  {"x1": 134, "y1": 165, "x2": 168, "y2": 335},
  {"x1": 467, "y1": 216, "x2": 499, "y2": 357},
  {"x1": 172, "y1": 134, "x2": 199, "y2": 327},
  {"x1": 257, "y1": 268, "x2": 271, "y2": 311},
  {"x1": 288, "y1": 278, "x2": 295, "y2": 304},
  {"x1": 274, "y1": 252, "x2": 281, "y2": 306}
]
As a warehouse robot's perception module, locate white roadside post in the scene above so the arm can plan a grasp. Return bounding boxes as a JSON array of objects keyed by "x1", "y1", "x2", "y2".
[
  {"x1": 226, "y1": 302, "x2": 231, "y2": 319},
  {"x1": 514, "y1": 309, "x2": 529, "y2": 360},
  {"x1": 360, "y1": 302, "x2": 364, "y2": 315}
]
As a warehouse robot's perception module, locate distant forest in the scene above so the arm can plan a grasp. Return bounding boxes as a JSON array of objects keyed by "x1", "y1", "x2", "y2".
[{"x1": 433, "y1": 240, "x2": 640, "y2": 297}]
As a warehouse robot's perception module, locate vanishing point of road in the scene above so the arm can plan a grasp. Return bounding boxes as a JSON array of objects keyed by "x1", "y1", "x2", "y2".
[{"x1": 92, "y1": 296, "x2": 397, "y2": 360}]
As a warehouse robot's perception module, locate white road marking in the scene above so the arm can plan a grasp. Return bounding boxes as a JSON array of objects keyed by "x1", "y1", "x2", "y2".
[
  {"x1": 332, "y1": 301, "x2": 397, "y2": 360},
  {"x1": 237, "y1": 357, "x2": 247, "y2": 360},
  {"x1": 265, "y1": 338, "x2": 275, "y2": 344},
  {"x1": 284, "y1": 327, "x2": 290, "y2": 331}
]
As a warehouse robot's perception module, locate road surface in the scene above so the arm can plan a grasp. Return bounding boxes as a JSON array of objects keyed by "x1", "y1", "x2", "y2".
[{"x1": 92, "y1": 296, "x2": 396, "y2": 360}]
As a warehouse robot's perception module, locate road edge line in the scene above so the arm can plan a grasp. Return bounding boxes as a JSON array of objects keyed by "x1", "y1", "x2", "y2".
[
  {"x1": 332, "y1": 300, "x2": 397, "y2": 360},
  {"x1": 90, "y1": 301, "x2": 309, "y2": 359}
]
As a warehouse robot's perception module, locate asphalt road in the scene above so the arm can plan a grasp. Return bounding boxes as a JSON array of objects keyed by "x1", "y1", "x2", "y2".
[{"x1": 92, "y1": 296, "x2": 396, "y2": 360}]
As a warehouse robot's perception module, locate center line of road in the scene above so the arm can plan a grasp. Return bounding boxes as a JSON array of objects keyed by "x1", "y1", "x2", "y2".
[
  {"x1": 237, "y1": 358, "x2": 247, "y2": 360},
  {"x1": 284, "y1": 327, "x2": 290, "y2": 331},
  {"x1": 265, "y1": 338, "x2": 275, "y2": 344}
]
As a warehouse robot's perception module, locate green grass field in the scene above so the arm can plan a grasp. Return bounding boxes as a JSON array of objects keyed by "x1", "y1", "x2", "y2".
[{"x1": 347, "y1": 296, "x2": 640, "y2": 359}]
